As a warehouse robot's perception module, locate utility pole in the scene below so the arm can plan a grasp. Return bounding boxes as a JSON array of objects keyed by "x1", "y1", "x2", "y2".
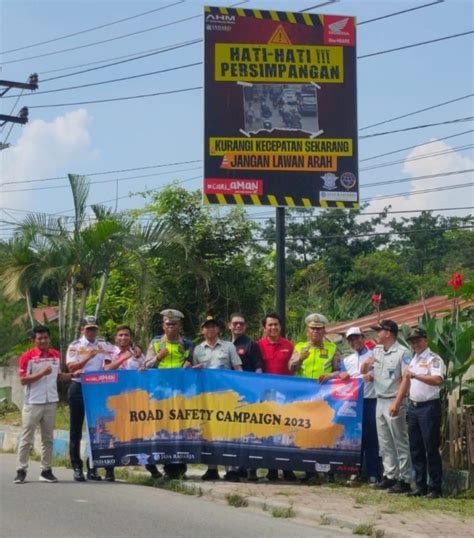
[{"x1": 0, "y1": 73, "x2": 38, "y2": 149}]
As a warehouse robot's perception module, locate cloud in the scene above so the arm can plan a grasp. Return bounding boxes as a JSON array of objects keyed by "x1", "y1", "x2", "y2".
[
  {"x1": 0, "y1": 109, "x2": 99, "y2": 214},
  {"x1": 365, "y1": 139, "x2": 474, "y2": 218}
]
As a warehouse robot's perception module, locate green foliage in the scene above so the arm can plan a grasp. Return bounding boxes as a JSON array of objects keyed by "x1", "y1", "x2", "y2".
[
  {"x1": 271, "y1": 506, "x2": 295, "y2": 518},
  {"x1": 225, "y1": 493, "x2": 249, "y2": 507}
]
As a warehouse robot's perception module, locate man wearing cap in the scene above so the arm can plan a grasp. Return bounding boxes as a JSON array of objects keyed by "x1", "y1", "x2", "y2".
[
  {"x1": 390, "y1": 327, "x2": 444, "y2": 498},
  {"x1": 258, "y1": 313, "x2": 297, "y2": 482},
  {"x1": 361, "y1": 319, "x2": 412, "y2": 494},
  {"x1": 66, "y1": 316, "x2": 115, "y2": 481},
  {"x1": 192, "y1": 315, "x2": 243, "y2": 482},
  {"x1": 228, "y1": 312, "x2": 263, "y2": 481},
  {"x1": 342, "y1": 327, "x2": 380, "y2": 486},
  {"x1": 289, "y1": 313, "x2": 337, "y2": 381},
  {"x1": 144, "y1": 309, "x2": 192, "y2": 479}
]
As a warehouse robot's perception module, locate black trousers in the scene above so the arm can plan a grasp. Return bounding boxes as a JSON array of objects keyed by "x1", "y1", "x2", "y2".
[
  {"x1": 68, "y1": 381, "x2": 86, "y2": 470},
  {"x1": 408, "y1": 399, "x2": 443, "y2": 493}
]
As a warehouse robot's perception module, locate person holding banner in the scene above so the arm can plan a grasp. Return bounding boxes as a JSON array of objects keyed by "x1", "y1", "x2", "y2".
[
  {"x1": 144, "y1": 309, "x2": 193, "y2": 480},
  {"x1": 361, "y1": 320, "x2": 412, "y2": 494},
  {"x1": 258, "y1": 313, "x2": 297, "y2": 482},
  {"x1": 192, "y1": 315, "x2": 243, "y2": 482},
  {"x1": 66, "y1": 316, "x2": 115, "y2": 482},
  {"x1": 289, "y1": 312, "x2": 338, "y2": 483},
  {"x1": 341, "y1": 327, "x2": 380, "y2": 487},
  {"x1": 229, "y1": 312, "x2": 263, "y2": 481}
]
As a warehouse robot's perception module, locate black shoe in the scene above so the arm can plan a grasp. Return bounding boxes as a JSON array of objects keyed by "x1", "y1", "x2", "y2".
[
  {"x1": 224, "y1": 471, "x2": 241, "y2": 482},
  {"x1": 201, "y1": 469, "x2": 220, "y2": 481},
  {"x1": 283, "y1": 470, "x2": 297, "y2": 482},
  {"x1": 39, "y1": 469, "x2": 58, "y2": 483},
  {"x1": 326, "y1": 472, "x2": 335, "y2": 484},
  {"x1": 425, "y1": 491, "x2": 442, "y2": 499},
  {"x1": 86, "y1": 469, "x2": 102, "y2": 481},
  {"x1": 374, "y1": 476, "x2": 396, "y2": 490},
  {"x1": 145, "y1": 464, "x2": 162, "y2": 479},
  {"x1": 13, "y1": 470, "x2": 26, "y2": 484},
  {"x1": 387, "y1": 480, "x2": 411, "y2": 494},
  {"x1": 105, "y1": 468, "x2": 115, "y2": 482},
  {"x1": 247, "y1": 469, "x2": 258, "y2": 482},
  {"x1": 238, "y1": 467, "x2": 248, "y2": 478},
  {"x1": 266, "y1": 470, "x2": 280, "y2": 482},
  {"x1": 407, "y1": 488, "x2": 427, "y2": 497},
  {"x1": 73, "y1": 468, "x2": 85, "y2": 482}
]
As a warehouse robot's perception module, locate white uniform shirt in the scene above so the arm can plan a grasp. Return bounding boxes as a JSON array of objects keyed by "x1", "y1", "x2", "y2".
[
  {"x1": 342, "y1": 346, "x2": 376, "y2": 399},
  {"x1": 66, "y1": 335, "x2": 114, "y2": 382},
  {"x1": 107, "y1": 346, "x2": 145, "y2": 370},
  {"x1": 408, "y1": 347, "x2": 445, "y2": 402}
]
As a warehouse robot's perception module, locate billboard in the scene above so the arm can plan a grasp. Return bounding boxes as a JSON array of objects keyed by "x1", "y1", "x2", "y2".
[
  {"x1": 82, "y1": 369, "x2": 363, "y2": 474},
  {"x1": 204, "y1": 6, "x2": 358, "y2": 208}
]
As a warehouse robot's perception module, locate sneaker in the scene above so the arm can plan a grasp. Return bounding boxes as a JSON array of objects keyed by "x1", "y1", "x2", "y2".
[
  {"x1": 105, "y1": 468, "x2": 115, "y2": 482},
  {"x1": 14, "y1": 470, "x2": 26, "y2": 484},
  {"x1": 201, "y1": 469, "x2": 220, "y2": 481},
  {"x1": 224, "y1": 471, "x2": 240, "y2": 482},
  {"x1": 374, "y1": 476, "x2": 396, "y2": 490},
  {"x1": 425, "y1": 491, "x2": 442, "y2": 499},
  {"x1": 387, "y1": 480, "x2": 411, "y2": 494},
  {"x1": 73, "y1": 467, "x2": 85, "y2": 482},
  {"x1": 345, "y1": 474, "x2": 362, "y2": 487},
  {"x1": 406, "y1": 488, "x2": 427, "y2": 497},
  {"x1": 39, "y1": 469, "x2": 58, "y2": 483},
  {"x1": 86, "y1": 469, "x2": 102, "y2": 481},
  {"x1": 368, "y1": 476, "x2": 379, "y2": 486},
  {"x1": 283, "y1": 470, "x2": 297, "y2": 482}
]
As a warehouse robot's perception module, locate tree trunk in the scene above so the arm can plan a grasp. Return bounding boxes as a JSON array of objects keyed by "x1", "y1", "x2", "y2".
[
  {"x1": 58, "y1": 291, "x2": 67, "y2": 366},
  {"x1": 25, "y1": 288, "x2": 35, "y2": 328},
  {"x1": 67, "y1": 278, "x2": 77, "y2": 343},
  {"x1": 95, "y1": 271, "x2": 109, "y2": 319},
  {"x1": 77, "y1": 287, "x2": 89, "y2": 338}
]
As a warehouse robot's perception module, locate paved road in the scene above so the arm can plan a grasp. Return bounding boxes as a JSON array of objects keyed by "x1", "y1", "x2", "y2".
[{"x1": 1, "y1": 455, "x2": 347, "y2": 538}]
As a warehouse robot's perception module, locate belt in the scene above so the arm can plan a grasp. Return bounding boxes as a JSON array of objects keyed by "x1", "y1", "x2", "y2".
[{"x1": 409, "y1": 399, "x2": 440, "y2": 408}]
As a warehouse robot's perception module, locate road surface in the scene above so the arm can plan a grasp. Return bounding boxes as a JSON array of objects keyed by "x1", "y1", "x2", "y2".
[{"x1": 1, "y1": 454, "x2": 348, "y2": 538}]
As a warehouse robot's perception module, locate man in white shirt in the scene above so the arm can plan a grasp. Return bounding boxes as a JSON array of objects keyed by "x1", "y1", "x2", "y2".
[
  {"x1": 390, "y1": 327, "x2": 444, "y2": 498},
  {"x1": 66, "y1": 315, "x2": 115, "y2": 481},
  {"x1": 342, "y1": 327, "x2": 380, "y2": 486}
]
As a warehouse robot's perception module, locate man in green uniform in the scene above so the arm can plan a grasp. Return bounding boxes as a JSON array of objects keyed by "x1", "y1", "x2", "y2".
[{"x1": 145, "y1": 309, "x2": 193, "y2": 479}]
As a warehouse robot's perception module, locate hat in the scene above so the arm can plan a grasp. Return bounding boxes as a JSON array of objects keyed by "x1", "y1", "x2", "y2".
[
  {"x1": 371, "y1": 319, "x2": 398, "y2": 335},
  {"x1": 346, "y1": 327, "x2": 363, "y2": 339},
  {"x1": 200, "y1": 314, "x2": 220, "y2": 328},
  {"x1": 81, "y1": 315, "x2": 98, "y2": 329},
  {"x1": 160, "y1": 309, "x2": 184, "y2": 323},
  {"x1": 305, "y1": 313, "x2": 328, "y2": 328},
  {"x1": 406, "y1": 327, "x2": 427, "y2": 340}
]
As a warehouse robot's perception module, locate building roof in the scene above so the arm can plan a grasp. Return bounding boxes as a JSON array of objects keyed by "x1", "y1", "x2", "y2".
[
  {"x1": 14, "y1": 306, "x2": 59, "y2": 326},
  {"x1": 327, "y1": 295, "x2": 474, "y2": 335}
]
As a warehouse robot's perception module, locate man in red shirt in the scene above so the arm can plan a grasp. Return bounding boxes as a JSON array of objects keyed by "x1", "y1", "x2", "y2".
[
  {"x1": 14, "y1": 326, "x2": 74, "y2": 484},
  {"x1": 257, "y1": 312, "x2": 296, "y2": 481}
]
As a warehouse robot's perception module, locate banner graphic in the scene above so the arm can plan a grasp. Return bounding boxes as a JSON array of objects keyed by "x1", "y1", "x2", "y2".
[{"x1": 82, "y1": 369, "x2": 362, "y2": 473}]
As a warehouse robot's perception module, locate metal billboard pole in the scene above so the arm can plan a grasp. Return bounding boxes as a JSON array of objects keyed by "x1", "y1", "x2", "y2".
[{"x1": 276, "y1": 206, "x2": 286, "y2": 336}]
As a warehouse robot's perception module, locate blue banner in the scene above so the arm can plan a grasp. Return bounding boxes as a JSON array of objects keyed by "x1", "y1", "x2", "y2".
[{"x1": 82, "y1": 369, "x2": 362, "y2": 473}]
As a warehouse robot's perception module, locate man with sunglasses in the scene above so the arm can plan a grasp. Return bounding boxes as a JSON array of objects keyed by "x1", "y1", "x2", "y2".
[{"x1": 145, "y1": 309, "x2": 193, "y2": 479}]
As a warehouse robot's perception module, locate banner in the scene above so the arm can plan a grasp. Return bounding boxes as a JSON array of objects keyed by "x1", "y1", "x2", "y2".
[
  {"x1": 204, "y1": 6, "x2": 358, "y2": 208},
  {"x1": 82, "y1": 369, "x2": 362, "y2": 474}
]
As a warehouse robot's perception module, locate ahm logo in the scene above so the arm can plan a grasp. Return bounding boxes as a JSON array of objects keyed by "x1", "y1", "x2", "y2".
[
  {"x1": 206, "y1": 13, "x2": 236, "y2": 24},
  {"x1": 328, "y1": 17, "x2": 350, "y2": 35}
]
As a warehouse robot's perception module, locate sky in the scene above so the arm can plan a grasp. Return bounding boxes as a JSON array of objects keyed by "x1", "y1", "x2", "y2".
[{"x1": 0, "y1": 0, "x2": 473, "y2": 237}]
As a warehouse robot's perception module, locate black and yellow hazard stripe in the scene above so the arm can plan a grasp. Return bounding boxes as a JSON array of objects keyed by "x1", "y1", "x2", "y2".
[
  {"x1": 203, "y1": 193, "x2": 359, "y2": 209},
  {"x1": 204, "y1": 5, "x2": 323, "y2": 27}
]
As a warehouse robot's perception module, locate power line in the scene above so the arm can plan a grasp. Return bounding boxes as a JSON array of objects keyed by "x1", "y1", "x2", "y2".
[
  {"x1": 359, "y1": 117, "x2": 474, "y2": 139},
  {"x1": 362, "y1": 169, "x2": 473, "y2": 189},
  {"x1": 359, "y1": 30, "x2": 473, "y2": 59},
  {"x1": 358, "y1": 1, "x2": 443, "y2": 25},
  {"x1": 360, "y1": 94, "x2": 474, "y2": 131},
  {"x1": 28, "y1": 86, "x2": 202, "y2": 109},
  {"x1": 1, "y1": 158, "x2": 202, "y2": 186},
  {"x1": 1, "y1": 10, "x2": 202, "y2": 66},
  {"x1": 360, "y1": 130, "x2": 474, "y2": 162},
  {"x1": 0, "y1": 1, "x2": 185, "y2": 55},
  {"x1": 3, "y1": 62, "x2": 202, "y2": 98},
  {"x1": 361, "y1": 182, "x2": 473, "y2": 202},
  {"x1": 360, "y1": 144, "x2": 474, "y2": 172}
]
